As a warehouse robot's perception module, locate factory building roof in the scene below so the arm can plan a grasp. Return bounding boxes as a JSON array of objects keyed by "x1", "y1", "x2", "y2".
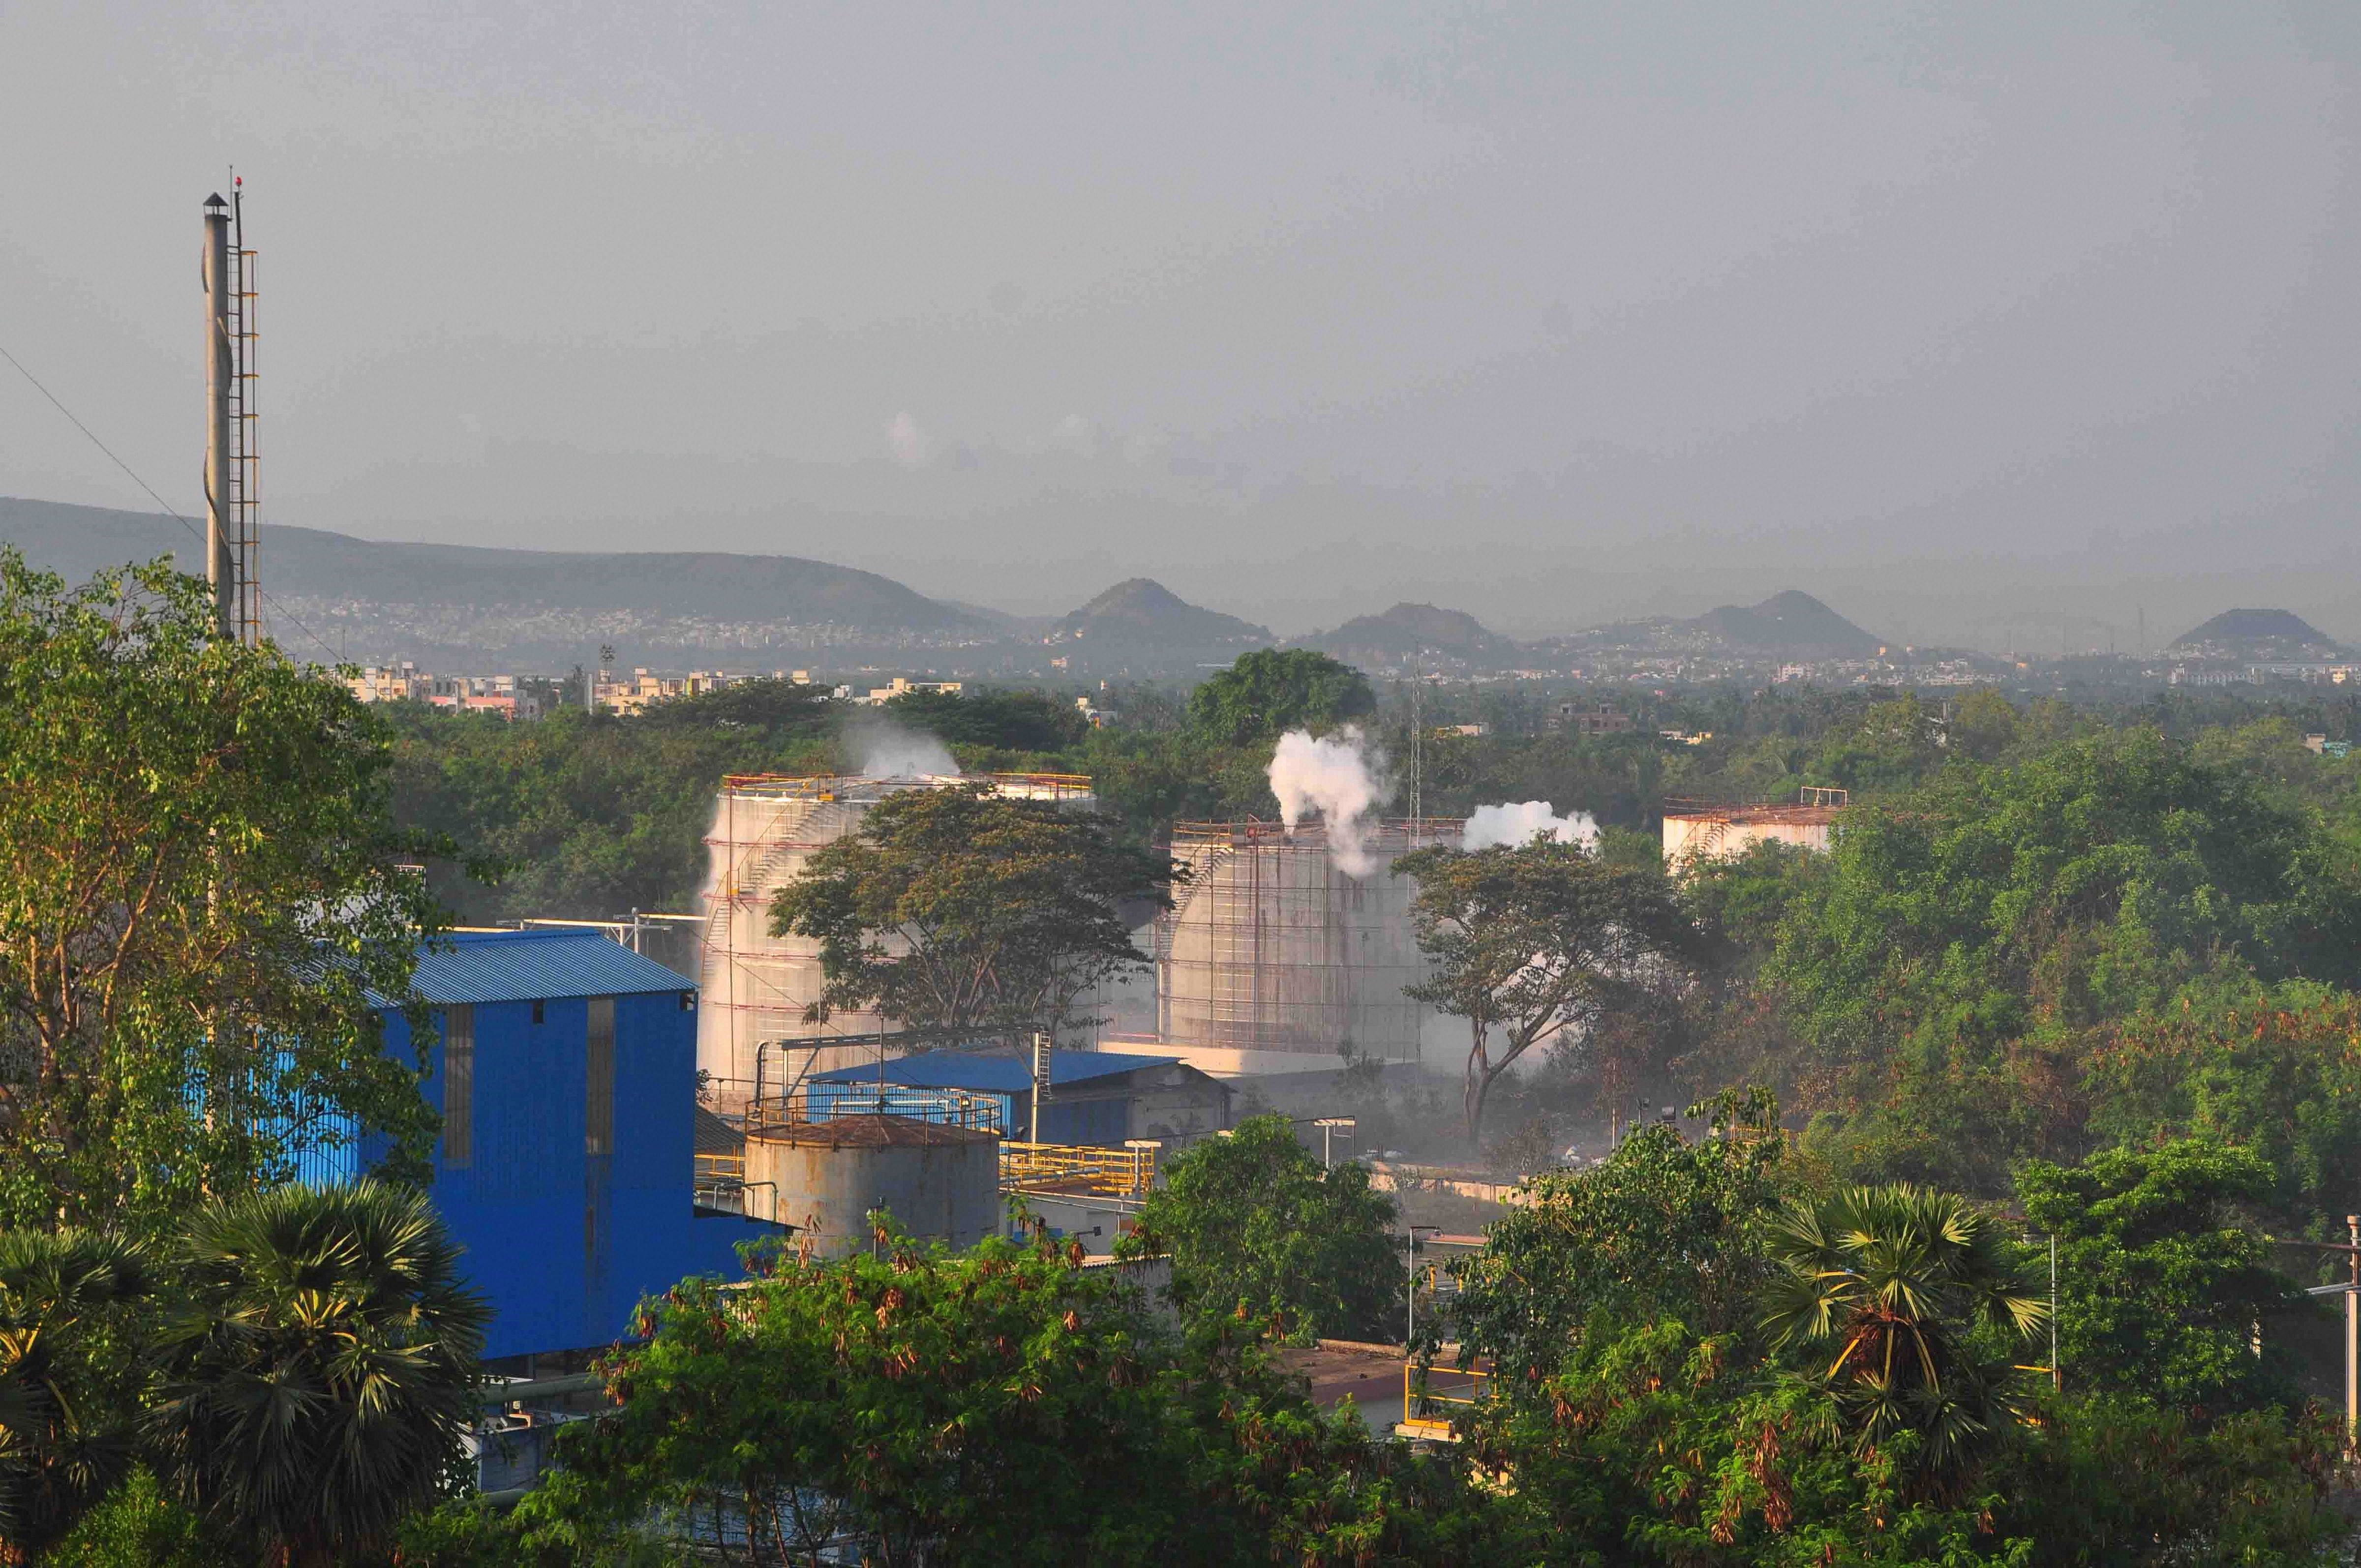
[
  {"x1": 384, "y1": 929, "x2": 696, "y2": 1007},
  {"x1": 810, "y1": 1049, "x2": 1184, "y2": 1092}
]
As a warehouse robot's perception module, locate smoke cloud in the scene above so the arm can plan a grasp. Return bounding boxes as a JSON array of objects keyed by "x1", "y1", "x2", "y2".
[
  {"x1": 848, "y1": 715, "x2": 960, "y2": 778},
  {"x1": 1463, "y1": 801, "x2": 1600, "y2": 852},
  {"x1": 1268, "y1": 726, "x2": 1388, "y2": 877}
]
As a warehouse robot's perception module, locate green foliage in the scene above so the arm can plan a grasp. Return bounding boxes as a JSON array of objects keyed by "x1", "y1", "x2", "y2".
[
  {"x1": 1452, "y1": 1091, "x2": 1788, "y2": 1387},
  {"x1": 0, "y1": 550, "x2": 444, "y2": 1230},
  {"x1": 0, "y1": 1233, "x2": 156, "y2": 1557},
  {"x1": 1987, "y1": 1393, "x2": 2345, "y2": 1567},
  {"x1": 880, "y1": 687, "x2": 1088, "y2": 751},
  {"x1": 1128, "y1": 1115, "x2": 1402, "y2": 1342},
  {"x1": 1758, "y1": 728, "x2": 2361, "y2": 1191},
  {"x1": 1185, "y1": 649, "x2": 1374, "y2": 746},
  {"x1": 385, "y1": 695, "x2": 834, "y2": 924},
  {"x1": 544, "y1": 1235, "x2": 1182, "y2": 1564},
  {"x1": 42, "y1": 1468, "x2": 228, "y2": 1568},
  {"x1": 1398, "y1": 837, "x2": 1703, "y2": 1142},
  {"x1": 146, "y1": 1182, "x2": 490, "y2": 1568},
  {"x1": 534, "y1": 1230, "x2": 1517, "y2": 1567},
  {"x1": 1758, "y1": 1185, "x2": 2047, "y2": 1479},
  {"x1": 2077, "y1": 990, "x2": 2361, "y2": 1225},
  {"x1": 2016, "y1": 1139, "x2": 2309, "y2": 1411},
  {"x1": 769, "y1": 783, "x2": 1174, "y2": 1043},
  {"x1": 1166, "y1": 1314, "x2": 1531, "y2": 1566},
  {"x1": 1471, "y1": 1319, "x2": 2028, "y2": 1567}
]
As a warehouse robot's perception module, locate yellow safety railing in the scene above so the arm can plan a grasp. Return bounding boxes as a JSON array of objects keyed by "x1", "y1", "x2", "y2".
[
  {"x1": 1404, "y1": 1360, "x2": 1492, "y2": 1418},
  {"x1": 1000, "y1": 1141, "x2": 1158, "y2": 1197}
]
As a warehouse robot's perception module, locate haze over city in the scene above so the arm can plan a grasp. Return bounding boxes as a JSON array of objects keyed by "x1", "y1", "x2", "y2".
[{"x1": 5, "y1": 3, "x2": 2361, "y2": 644}]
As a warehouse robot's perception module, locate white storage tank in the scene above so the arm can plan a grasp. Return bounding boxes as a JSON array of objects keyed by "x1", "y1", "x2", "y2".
[
  {"x1": 742, "y1": 1113, "x2": 1002, "y2": 1260},
  {"x1": 1153, "y1": 818, "x2": 1461, "y2": 1063},
  {"x1": 694, "y1": 772, "x2": 1093, "y2": 1110}
]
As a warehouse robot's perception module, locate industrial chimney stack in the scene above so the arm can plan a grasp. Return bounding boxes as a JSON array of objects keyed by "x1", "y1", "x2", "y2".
[
  {"x1": 201, "y1": 185, "x2": 259, "y2": 644},
  {"x1": 202, "y1": 192, "x2": 235, "y2": 639}
]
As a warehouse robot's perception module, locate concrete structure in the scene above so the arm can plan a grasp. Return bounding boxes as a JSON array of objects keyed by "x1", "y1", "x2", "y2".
[
  {"x1": 862, "y1": 676, "x2": 963, "y2": 704},
  {"x1": 1156, "y1": 819, "x2": 1461, "y2": 1064},
  {"x1": 808, "y1": 1048, "x2": 1231, "y2": 1147},
  {"x1": 695, "y1": 772, "x2": 1095, "y2": 1106},
  {"x1": 741, "y1": 1113, "x2": 1001, "y2": 1257},
  {"x1": 333, "y1": 931, "x2": 774, "y2": 1360},
  {"x1": 1550, "y1": 702, "x2": 1633, "y2": 735},
  {"x1": 1660, "y1": 794, "x2": 1844, "y2": 865}
]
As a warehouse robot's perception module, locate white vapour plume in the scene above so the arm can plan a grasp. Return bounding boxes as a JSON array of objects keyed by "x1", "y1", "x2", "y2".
[
  {"x1": 1268, "y1": 726, "x2": 1388, "y2": 877},
  {"x1": 851, "y1": 717, "x2": 960, "y2": 778},
  {"x1": 1463, "y1": 801, "x2": 1600, "y2": 852}
]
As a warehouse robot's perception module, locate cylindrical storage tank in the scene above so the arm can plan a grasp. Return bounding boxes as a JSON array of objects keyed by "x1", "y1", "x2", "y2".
[
  {"x1": 1154, "y1": 819, "x2": 1461, "y2": 1062},
  {"x1": 695, "y1": 773, "x2": 1094, "y2": 1110},
  {"x1": 743, "y1": 1114, "x2": 1002, "y2": 1259}
]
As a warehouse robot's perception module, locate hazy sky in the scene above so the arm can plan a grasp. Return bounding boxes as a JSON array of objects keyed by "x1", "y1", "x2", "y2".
[{"x1": 4, "y1": 2, "x2": 2359, "y2": 643}]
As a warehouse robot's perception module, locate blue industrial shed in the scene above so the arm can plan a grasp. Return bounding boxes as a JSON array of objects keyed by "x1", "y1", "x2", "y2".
[
  {"x1": 358, "y1": 930, "x2": 772, "y2": 1361},
  {"x1": 808, "y1": 1049, "x2": 1232, "y2": 1147}
]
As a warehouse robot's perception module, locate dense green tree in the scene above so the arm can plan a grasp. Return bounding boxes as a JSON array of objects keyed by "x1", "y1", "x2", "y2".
[
  {"x1": 1185, "y1": 650, "x2": 1373, "y2": 747},
  {"x1": 2016, "y1": 1138, "x2": 2309, "y2": 1411},
  {"x1": 2076, "y1": 990, "x2": 2361, "y2": 1225},
  {"x1": 529, "y1": 1230, "x2": 1515, "y2": 1566},
  {"x1": 1450, "y1": 1090, "x2": 1787, "y2": 1387},
  {"x1": 880, "y1": 687, "x2": 1089, "y2": 751},
  {"x1": 1127, "y1": 1115, "x2": 1401, "y2": 1342},
  {"x1": 0, "y1": 1233, "x2": 154, "y2": 1561},
  {"x1": 1397, "y1": 837, "x2": 1704, "y2": 1143},
  {"x1": 1759, "y1": 1185, "x2": 2047, "y2": 1479},
  {"x1": 41, "y1": 1468, "x2": 226, "y2": 1568},
  {"x1": 386, "y1": 696, "x2": 834, "y2": 924},
  {"x1": 1759, "y1": 728, "x2": 2361, "y2": 1189},
  {"x1": 146, "y1": 1182, "x2": 488, "y2": 1568},
  {"x1": 0, "y1": 552, "x2": 445, "y2": 1230},
  {"x1": 1471, "y1": 1318, "x2": 2024, "y2": 1567},
  {"x1": 769, "y1": 783, "x2": 1175, "y2": 1045}
]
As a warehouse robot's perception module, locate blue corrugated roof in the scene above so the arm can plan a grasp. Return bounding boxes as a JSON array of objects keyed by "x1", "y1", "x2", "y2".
[
  {"x1": 809, "y1": 1048, "x2": 1182, "y2": 1092},
  {"x1": 390, "y1": 930, "x2": 695, "y2": 1006}
]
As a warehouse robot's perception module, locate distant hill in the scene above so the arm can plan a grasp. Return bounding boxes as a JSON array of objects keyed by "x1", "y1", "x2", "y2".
[
  {"x1": 1298, "y1": 602, "x2": 1515, "y2": 667},
  {"x1": 2168, "y1": 608, "x2": 2342, "y2": 657},
  {"x1": 1695, "y1": 590, "x2": 1881, "y2": 658},
  {"x1": 1049, "y1": 578, "x2": 1270, "y2": 649},
  {"x1": 0, "y1": 496, "x2": 992, "y2": 663}
]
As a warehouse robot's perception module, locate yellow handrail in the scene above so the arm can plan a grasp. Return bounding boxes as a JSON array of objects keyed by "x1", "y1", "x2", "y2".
[{"x1": 1000, "y1": 1141, "x2": 1158, "y2": 1197}]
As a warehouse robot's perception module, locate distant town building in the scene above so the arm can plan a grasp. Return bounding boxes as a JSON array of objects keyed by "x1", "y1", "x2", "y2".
[
  {"x1": 1075, "y1": 696, "x2": 1118, "y2": 728},
  {"x1": 348, "y1": 665, "x2": 547, "y2": 721},
  {"x1": 1436, "y1": 723, "x2": 1489, "y2": 737},
  {"x1": 1548, "y1": 702, "x2": 1634, "y2": 736},
  {"x1": 862, "y1": 677, "x2": 964, "y2": 705}
]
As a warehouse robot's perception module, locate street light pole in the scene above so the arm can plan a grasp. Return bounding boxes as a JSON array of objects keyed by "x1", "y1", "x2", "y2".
[
  {"x1": 1406, "y1": 1223, "x2": 1439, "y2": 1346},
  {"x1": 2347, "y1": 1213, "x2": 2357, "y2": 1449}
]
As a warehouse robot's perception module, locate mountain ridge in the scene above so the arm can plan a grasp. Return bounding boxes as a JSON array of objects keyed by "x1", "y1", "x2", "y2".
[
  {"x1": 0, "y1": 498, "x2": 993, "y2": 661},
  {"x1": 1296, "y1": 602, "x2": 1515, "y2": 665},
  {"x1": 1049, "y1": 577, "x2": 1271, "y2": 647}
]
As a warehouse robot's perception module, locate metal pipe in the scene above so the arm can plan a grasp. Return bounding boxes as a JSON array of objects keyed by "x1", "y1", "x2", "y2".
[
  {"x1": 477, "y1": 1372, "x2": 603, "y2": 1405},
  {"x1": 202, "y1": 193, "x2": 235, "y2": 640},
  {"x1": 2347, "y1": 1213, "x2": 2356, "y2": 1451}
]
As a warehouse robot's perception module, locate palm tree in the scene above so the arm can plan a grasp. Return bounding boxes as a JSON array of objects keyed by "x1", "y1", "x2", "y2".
[
  {"x1": 1758, "y1": 1184, "x2": 2046, "y2": 1478},
  {"x1": 146, "y1": 1181, "x2": 489, "y2": 1568},
  {"x1": 0, "y1": 1231, "x2": 152, "y2": 1563}
]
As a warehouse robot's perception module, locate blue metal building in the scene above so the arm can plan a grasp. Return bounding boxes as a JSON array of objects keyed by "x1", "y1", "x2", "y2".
[
  {"x1": 366, "y1": 930, "x2": 772, "y2": 1360},
  {"x1": 808, "y1": 1049, "x2": 1232, "y2": 1147}
]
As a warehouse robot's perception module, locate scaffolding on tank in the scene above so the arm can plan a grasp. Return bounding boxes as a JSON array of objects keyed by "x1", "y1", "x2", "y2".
[
  {"x1": 1154, "y1": 818, "x2": 1463, "y2": 1063},
  {"x1": 696, "y1": 773, "x2": 1096, "y2": 1104}
]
